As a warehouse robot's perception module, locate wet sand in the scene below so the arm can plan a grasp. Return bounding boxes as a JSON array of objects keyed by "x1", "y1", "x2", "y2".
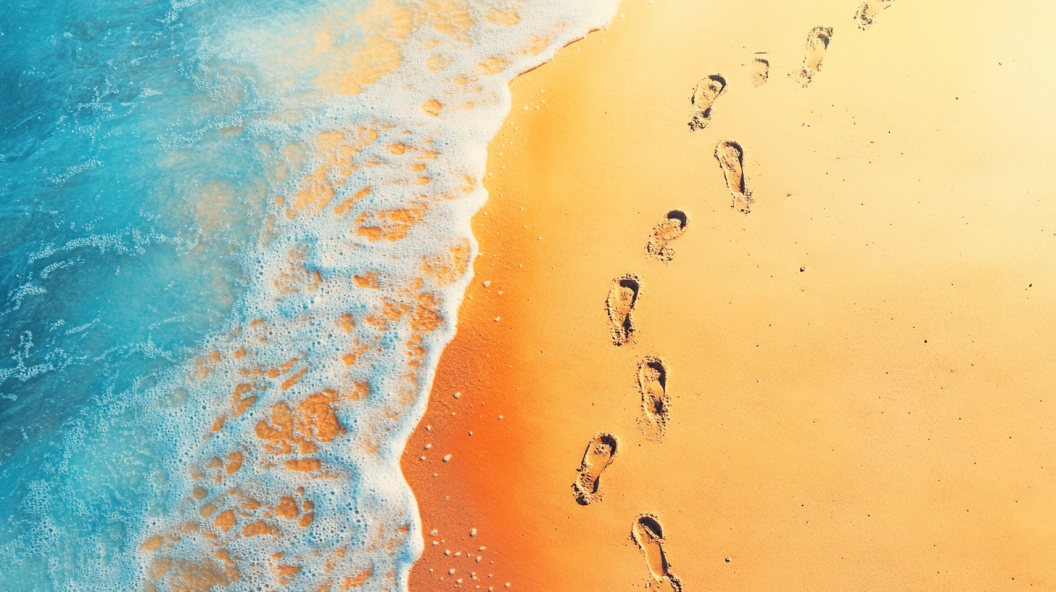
[{"x1": 403, "y1": 1, "x2": 1056, "y2": 590}]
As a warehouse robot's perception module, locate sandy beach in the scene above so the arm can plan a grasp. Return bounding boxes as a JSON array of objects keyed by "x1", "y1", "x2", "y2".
[{"x1": 404, "y1": 1, "x2": 1056, "y2": 590}]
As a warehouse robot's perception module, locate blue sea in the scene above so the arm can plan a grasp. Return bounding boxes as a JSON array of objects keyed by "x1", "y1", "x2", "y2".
[{"x1": 0, "y1": 0, "x2": 617, "y2": 589}]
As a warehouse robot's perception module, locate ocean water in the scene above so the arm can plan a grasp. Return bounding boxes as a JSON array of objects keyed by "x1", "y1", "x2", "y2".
[{"x1": 0, "y1": 0, "x2": 617, "y2": 589}]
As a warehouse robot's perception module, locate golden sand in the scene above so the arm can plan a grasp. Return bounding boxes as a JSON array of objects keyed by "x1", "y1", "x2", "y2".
[{"x1": 405, "y1": 0, "x2": 1056, "y2": 590}]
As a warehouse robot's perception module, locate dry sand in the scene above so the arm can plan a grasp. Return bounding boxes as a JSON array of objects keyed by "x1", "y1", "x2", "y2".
[{"x1": 403, "y1": 0, "x2": 1056, "y2": 589}]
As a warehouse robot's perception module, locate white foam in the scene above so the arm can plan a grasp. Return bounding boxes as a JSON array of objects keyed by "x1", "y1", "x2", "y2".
[{"x1": 133, "y1": 0, "x2": 620, "y2": 590}]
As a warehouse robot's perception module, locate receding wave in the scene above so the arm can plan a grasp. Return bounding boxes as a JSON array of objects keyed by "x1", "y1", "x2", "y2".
[{"x1": 0, "y1": 0, "x2": 617, "y2": 589}]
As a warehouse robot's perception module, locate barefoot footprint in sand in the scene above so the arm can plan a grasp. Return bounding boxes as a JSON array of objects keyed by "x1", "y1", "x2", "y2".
[
  {"x1": 688, "y1": 74, "x2": 726, "y2": 131},
  {"x1": 714, "y1": 140, "x2": 753, "y2": 214},
  {"x1": 646, "y1": 210, "x2": 688, "y2": 262},
  {"x1": 638, "y1": 356, "x2": 671, "y2": 440},
  {"x1": 855, "y1": 0, "x2": 894, "y2": 30},
  {"x1": 751, "y1": 52, "x2": 770, "y2": 87},
  {"x1": 606, "y1": 274, "x2": 641, "y2": 346},
  {"x1": 792, "y1": 26, "x2": 833, "y2": 87},
  {"x1": 572, "y1": 433, "x2": 618, "y2": 505},
  {"x1": 632, "y1": 514, "x2": 683, "y2": 592}
]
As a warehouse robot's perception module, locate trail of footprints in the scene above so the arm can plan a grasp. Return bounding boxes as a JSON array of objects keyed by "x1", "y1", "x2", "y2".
[{"x1": 575, "y1": 4, "x2": 894, "y2": 588}]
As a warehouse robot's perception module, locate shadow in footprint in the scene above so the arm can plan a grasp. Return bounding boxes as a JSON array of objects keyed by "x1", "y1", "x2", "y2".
[
  {"x1": 751, "y1": 52, "x2": 770, "y2": 87},
  {"x1": 632, "y1": 514, "x2": 683, "y2": 592},
  {"x1": 714, "y1": 140, "x2": 753, "y2": 214},
  {"x1": 791, "y1": 26, "x2": 833, "y2": 87},
  {"x1": 606, "y1": 274, "x2": 641, "y2": 346},
  {"x1": 646, "y1": 210, "x2": 689, "y2": 262},
  {"x1": 572, "y1": 433, "x2": 619, "y2": 505},
  {"x1": 688, "y1": 74, "x2": 726, "y2": 131},
  {"x1": 855, "y1": 0, "x2": 894, "y2": 30},
  {"x1": 638, "y1": 356, "x2": 670, "y2": 440}
]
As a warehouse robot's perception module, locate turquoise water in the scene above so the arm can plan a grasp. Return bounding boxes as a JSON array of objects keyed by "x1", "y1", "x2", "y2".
[
  {"x1": 1, "y1": 0, "x2": 345, "y2": 587},
  {"x1": 0, "y1": 0, "x2": 617, "y2": 588}
]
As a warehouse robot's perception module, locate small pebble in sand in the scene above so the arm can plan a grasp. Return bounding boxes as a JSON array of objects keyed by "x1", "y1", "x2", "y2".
[
  {"x1": 470, "y1": 528, "x2": 477, "y2": 536},
  {"x1": 443, "y1": 454, "x2": 452, "y2": 462}
]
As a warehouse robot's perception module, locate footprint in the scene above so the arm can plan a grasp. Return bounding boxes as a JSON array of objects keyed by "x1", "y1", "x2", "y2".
[
  {"x1": 637, "y1": 356, "x2": 671, "y2": 440},
  {"x1": 714, "y1": 140, "x2": 753, "y2": 214},
  {"x1": 571, "y1": 433, "x2": 618, "y2": 505},
  {"x1": 688, "y1": 74, "x2": 726, "y2": 131},
  {"x1": 791, "y1": 26, "x2": 834, "y2": 87},
  {"x1": 631, "y1": 514, "x2": 683, "y2": 592},
  {"x1": 645, "y1": 210, "x2": 689, "y2": 262},
  {"x1": 854, "y1": 0, "x2": 893, "y2": 30},
  {"x1": 751, "y1": 52, "x2": 770, "y2": 87},
  {"x1": 606, "y1": 274, "x2": 641, "y2": 346}
]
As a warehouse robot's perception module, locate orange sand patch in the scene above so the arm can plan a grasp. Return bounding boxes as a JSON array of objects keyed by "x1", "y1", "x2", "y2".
[
  {"x1": 224, "y1": 451, "x2": 243, "y2": 475},
  {"x1": 485, "y1": 7, "x2": 520, "y2": 26},
  {"x1": 235, "y1": 396, "x2": 257, "y2": 416},
  {"x1": 426, "y1": 54, "x2": 451, "y2": 72},
  {"x1": 422, "y1": 99, "x2": 442, "y2": 117},
  {"x1": 255, "y1": 389, "x2": 348, "y2": 456},
  {"x1": 336, "y1": 314, "x2": 356, "y2": 333},
  {"x1": 274, "y1": 247, "x2": 322, "y2": 294},
  {"x1": 214, "y1": 510, "x2": 236, "y2": 533},
  {"x1": 141, "y1": 535, "x2": 164, "y2": 551},
  {"x1": 280, "y1": 367, "x2": 308, "y2": 391},
  {"x1": 421, "y1": 240, "x2": 471, "y2": 287},
  {"x1": 284, "y1": 458, "x2": 322, "y2": 473},
  {"x1": 164, "y1": 559, "x2": 232, "y2": 591},
  {"x1": 356, "y1": 203, "x2": 428, "y2": 241},
  {"x1": 342, "y1": 565, "x2": 373, "y2": 589},
  {"x1": 353, "y1": 272, "x2": 380, "y2": 289},
  {"x1": 274, "y1": 564, "x2": 302, "y2": 584},
  {"x1": 276, "y1": 496, "x2": 300, "y2": 519},
  {"x1": 365, "y1": 300, "x2": 411, "y2": 329},
  {"x1": 148, "y1": 557, "x2": 172, "y2": 580},
  {"x1": 335, "y1": 187, "x2": 372, "y2": 217},
  {"x1": 478, "y1": 56, "x2": 509, "y2": 75},
  {"x1": 242, "y1": 520, "x2": 279, "y2": 538},
  {"x1": 341, "y1": 343, "x2": 370, "y2": 367}
]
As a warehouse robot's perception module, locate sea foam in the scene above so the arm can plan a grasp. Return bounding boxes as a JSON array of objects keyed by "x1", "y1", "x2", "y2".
[{"x1": 1, "y1": 0, "x2": 618, "y2": 589}]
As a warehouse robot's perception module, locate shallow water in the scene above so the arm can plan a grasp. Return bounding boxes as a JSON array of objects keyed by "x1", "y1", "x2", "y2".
[{"x1": 0, "y1": 0, "x2": 617, "y2": 589}]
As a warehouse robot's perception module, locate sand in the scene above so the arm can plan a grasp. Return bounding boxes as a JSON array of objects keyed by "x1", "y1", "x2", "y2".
[{"x1": 403, "y1": 1, "x2": 1056, "y2": 590}]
